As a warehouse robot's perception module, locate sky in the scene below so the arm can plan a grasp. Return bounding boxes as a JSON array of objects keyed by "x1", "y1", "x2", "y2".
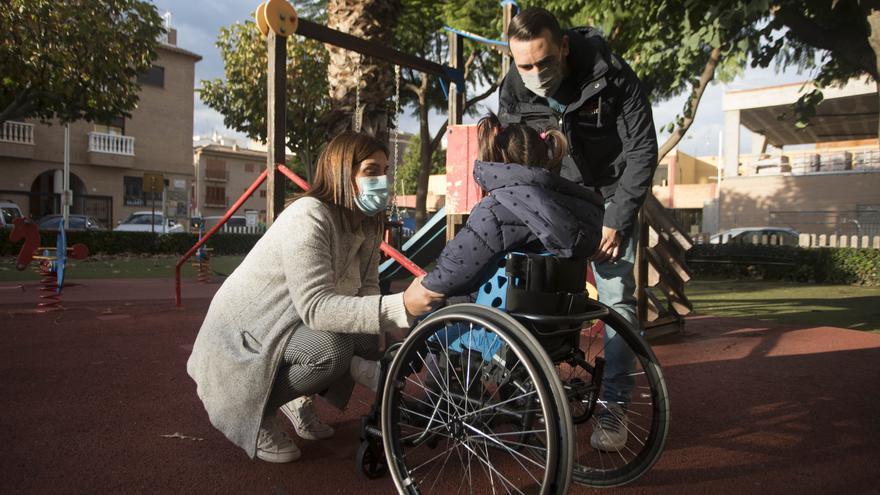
[{"x1": 154, "y1": 0, "x2": 817, "y2": 158}]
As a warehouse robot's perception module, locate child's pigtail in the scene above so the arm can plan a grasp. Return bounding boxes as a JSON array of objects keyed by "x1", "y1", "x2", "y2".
[
  {"x1": 543, "y1": 129, "x2": 567, "y2": 175},
  {"x1": 477, "y1": 113, "x2": 504, "y2": 162}
]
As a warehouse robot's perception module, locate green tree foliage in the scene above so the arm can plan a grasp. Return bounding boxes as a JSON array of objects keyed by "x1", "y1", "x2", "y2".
[
  {"x1": 393, "y1": 0, "x2": 504, "y2": 225},
  {"x1": 395, "y1": 133, "x2": 445, "y2": 195},
  {"x1": 539, "y1": 0, "x2": 767, "y2": 158},
  {"x1": 0, "y1": 0, "x2": 164, "y2": 125},
  {"x1": 199, "y1": 20, "x2": 331, "y2": 177}
]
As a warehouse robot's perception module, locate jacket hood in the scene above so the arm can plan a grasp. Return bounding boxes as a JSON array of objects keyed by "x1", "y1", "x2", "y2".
[{"x1": 473, "y1": 160, "x2": 604, "y2": 258}]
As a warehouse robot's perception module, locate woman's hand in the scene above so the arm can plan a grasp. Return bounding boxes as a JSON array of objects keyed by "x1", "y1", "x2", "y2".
[
  {"x1": 592, "y1": 226, "x2": 622, "y2": 263},
  {"x1": 403, "y1": 276, "x2": 445, "y2": 318}
]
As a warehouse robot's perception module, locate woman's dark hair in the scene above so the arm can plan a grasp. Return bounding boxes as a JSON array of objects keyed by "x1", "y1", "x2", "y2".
[
  {"x1": 305, "y1": 131, "x2": 388, "y2": 211},
  {"x1": 293, "y1": 131, "x2": 388, "y2": 233},
  {"x1": 477, "y1": 112, "x2": 567, "y2": 174},
  {"x1": 507, "y1": 7, "x2": 564, "y2": 46}
]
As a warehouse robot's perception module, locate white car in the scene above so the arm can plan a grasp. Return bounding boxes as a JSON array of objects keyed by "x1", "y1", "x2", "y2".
[
  {"x1": 1, "y1": 200, "x2": 23, "y2": 228},
  {"x1": 115, "y1": 211, "x2": 185, "y2": 234}
]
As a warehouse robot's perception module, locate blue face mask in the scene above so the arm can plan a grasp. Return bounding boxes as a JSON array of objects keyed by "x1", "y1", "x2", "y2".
[{"x1": 353, "y1": 175, "x2": 389, "y2": 216}]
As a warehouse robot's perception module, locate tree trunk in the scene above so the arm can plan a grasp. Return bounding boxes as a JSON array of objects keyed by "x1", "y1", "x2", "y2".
[
  {"x1": 657, "y1": 46, "x2": 722, "y2": 161},
  {"x1": 414, "y1": 74, "x2": 431, "y2": 227},
  {"x1": 324, "y1": 0, "x2": 401, "y2": 143},
  {"x1": 865, "y1": 7, "x2": 880, "y2": 148}
]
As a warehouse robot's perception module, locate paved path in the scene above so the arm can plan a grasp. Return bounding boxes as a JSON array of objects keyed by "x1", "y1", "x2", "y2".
[{"x1": 0, "y1": 279, "x2": 878, "y2": 494}]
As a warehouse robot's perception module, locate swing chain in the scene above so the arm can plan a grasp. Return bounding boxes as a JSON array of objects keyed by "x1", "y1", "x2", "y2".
[
  {"x1": 390, "y1": 64, "x2": 402, "y2": 222},
  {"x1": 353, "y1": 53, "x2": 363, "y2": 132}
]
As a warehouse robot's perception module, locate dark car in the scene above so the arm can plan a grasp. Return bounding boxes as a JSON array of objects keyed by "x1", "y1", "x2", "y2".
[
  {"x1": 710, "y1": 227, "x2": 799, "y2": 246},
  {"x1": 37, "y1": 214, "x2": 105, "y2": 232}
]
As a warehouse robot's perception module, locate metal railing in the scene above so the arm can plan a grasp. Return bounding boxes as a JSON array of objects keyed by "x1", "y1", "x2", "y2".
[
  {"x1": 88, "y1": 132, "x2": 135, "y2": 156},
  {"x1": 0, "y1": 121, "x2": 34, "y2": 145}
]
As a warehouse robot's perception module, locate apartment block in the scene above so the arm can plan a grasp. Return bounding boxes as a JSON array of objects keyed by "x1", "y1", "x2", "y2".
[{"x1": 0, "y1": 23, "x2": 201, "y2": 227}]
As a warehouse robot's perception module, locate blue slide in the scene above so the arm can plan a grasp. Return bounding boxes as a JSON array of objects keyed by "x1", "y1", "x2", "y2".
[{"x1": 379, "y1": 207, "x2": 447, "y2": 290}]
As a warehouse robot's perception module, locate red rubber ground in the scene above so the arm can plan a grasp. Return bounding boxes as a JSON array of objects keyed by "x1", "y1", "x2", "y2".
[{"x1": 1, "y1": 279, "x2": 878, "y2": 494}]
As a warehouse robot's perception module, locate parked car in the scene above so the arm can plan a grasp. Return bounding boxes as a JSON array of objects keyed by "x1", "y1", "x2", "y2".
[
  {"x1": 710, "y1": 227, "x2": 799, "y2": 246},
  {"x1": 114, "y1": 211, "x2": 185, "y2": 234},
  {"x1": 0, "y1": 200, "x2": 23, "y2": 228},
  {"x1": 37, "y1": 214, "x2": 105, "y2": 232}
]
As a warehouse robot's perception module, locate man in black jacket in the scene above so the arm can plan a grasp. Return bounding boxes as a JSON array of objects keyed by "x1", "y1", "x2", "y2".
[{"x1": 498, "y1": 7, "x2": 658, "y2": 452}]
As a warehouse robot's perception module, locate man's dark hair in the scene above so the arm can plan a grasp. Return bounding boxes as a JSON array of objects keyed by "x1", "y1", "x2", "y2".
[{"x1": 507, "y1": 7, "x2": 563, "y2": 45}]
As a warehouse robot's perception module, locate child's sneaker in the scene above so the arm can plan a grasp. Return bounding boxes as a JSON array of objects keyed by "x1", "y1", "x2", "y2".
[
  {"x1": 256, "y1": 415, "x2": 301, "y2": 463},
  {"x1": 280, "y1": 396, "x2": 335, "y2": 440}
]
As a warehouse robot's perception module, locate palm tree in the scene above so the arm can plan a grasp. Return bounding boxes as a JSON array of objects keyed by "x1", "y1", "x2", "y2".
[{"x1": 324, "y1": 0, "x2": 402, "y2": 142}]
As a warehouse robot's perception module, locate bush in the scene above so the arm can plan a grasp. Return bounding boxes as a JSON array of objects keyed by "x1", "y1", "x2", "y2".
[
  {"x1": 688, "y1": 244, "x2": 880, "y2": 286},
  {"x1": 0, "y1": 228, "x2": 262, "y2": 256}
]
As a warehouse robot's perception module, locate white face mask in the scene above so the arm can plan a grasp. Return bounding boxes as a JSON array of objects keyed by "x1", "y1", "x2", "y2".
[{"x1": 519, "y1": 57, "x2": 563, "y2": 98}]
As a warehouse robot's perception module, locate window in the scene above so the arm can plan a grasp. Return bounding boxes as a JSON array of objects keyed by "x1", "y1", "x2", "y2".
[
  {"x1": 124, "y1": 176, "x2": 160, "y2": 206},
  {"x1": 206, "y1": 186, "x2": 226, "y2": 206},
  {"x1": 94, "y1": 116, "x2": 125, "y2": 135},
  {"x1": 259, "y1": 189, "x2": 267, "y2": 198},
  {"x1": 205, "y1": 158, "x2": 227, "y2": 181},
  {"x1": 245, "y1": 163, "x2": 255, "y2": 173},
  {"x1": 138, "y1": 65, "x2": 165, "y2": 87}
]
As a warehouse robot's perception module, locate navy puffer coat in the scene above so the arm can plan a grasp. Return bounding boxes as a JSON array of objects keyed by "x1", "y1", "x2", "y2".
[{"x1": 422, "y1": 160, "x2": 604, "y2": 296}]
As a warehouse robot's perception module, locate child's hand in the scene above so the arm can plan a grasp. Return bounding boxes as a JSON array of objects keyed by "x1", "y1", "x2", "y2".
[{"x1": 403, "y1": 276, "x2": 445, "y2": 317}]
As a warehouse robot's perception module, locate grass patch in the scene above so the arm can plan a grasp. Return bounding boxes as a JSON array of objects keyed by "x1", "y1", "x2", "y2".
[
  {"x1": 0, "y1": 255, "x2": 246, "y2": 281},
  {"x1": 687, "y1": 278, "x2": 880, "y2": 332}
]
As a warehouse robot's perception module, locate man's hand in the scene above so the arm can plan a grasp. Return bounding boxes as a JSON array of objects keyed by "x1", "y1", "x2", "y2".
[
  {"x1": 592, "y1": 226, "x2": 623, "y2": 263},
  {"x1": 403, "y1": 276, "x2": 445, "y2": 318}
]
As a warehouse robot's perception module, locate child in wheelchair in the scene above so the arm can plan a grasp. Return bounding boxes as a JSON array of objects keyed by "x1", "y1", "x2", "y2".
[
  {"x1": 356, "y1": 114, "x2": 668, "y2": 489},
  {"x1": 382, "y1": 113, "x2": 606, "y2": 431}
]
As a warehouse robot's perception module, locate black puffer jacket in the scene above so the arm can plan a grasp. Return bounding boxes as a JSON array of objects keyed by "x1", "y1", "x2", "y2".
[
  {"x1": 422, "y1": 161, "x2": 604, "y2": 296},
  {"x1": 498, "y1": 27, "x2": 658, "y2": 235}
]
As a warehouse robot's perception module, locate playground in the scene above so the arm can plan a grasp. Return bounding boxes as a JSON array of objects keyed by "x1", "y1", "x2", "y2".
[
  {"x1": 1, "y1": 279, "x2": 879, "y2": 493},
  {"x1": 3, "y1": 0, "x2": 880, "y2": 493}
]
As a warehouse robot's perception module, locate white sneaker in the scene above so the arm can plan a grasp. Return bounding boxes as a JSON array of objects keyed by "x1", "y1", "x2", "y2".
[
  {"x1": 256, "y1": 415, "x2": 301, "y2": 463},
  {"x1": 280, "y1": 395, "x2": 335, "y2": 440},
  {"x1": 350, "y1": 355, "x2": 380, "y2": 393},
  {"x1": 590, "y1": 402, "x2": 629, "y2": 452}
]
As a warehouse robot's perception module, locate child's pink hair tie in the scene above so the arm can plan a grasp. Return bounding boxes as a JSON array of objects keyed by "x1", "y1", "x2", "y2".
[{"x1": 540, "y1": 132, "x2": 549, "y2": 140}]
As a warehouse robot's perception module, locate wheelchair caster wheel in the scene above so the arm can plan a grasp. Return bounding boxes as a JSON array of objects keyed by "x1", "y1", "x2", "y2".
[{"x1": 356, "y1": 441, "x2": 387, "y2": 479}]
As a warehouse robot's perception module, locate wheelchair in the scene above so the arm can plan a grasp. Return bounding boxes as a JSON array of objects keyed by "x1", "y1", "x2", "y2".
[{"x1": 358, "y1": 253, "x2": 670, "y2": 493}]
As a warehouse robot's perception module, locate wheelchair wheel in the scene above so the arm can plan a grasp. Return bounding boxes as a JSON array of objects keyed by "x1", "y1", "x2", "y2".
[
  {"x1": 381, "y1": 304, "x2": 573, "y2": 495},
  {"x1": 356, "y1": 440, "x2": 387, "y2": 479},
  {"x1": 559, "y1": 305, "x2": 670, "y2": 488}
]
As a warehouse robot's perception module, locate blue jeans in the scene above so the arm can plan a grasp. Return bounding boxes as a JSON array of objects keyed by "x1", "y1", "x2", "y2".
[{"x1": 592, "y1": 222, "x2": 641, "y2": 404}]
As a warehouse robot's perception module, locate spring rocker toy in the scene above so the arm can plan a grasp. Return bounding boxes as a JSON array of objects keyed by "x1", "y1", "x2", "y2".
[{"x1": 9, "y1": 217, "x2": 89, "y2": 312}]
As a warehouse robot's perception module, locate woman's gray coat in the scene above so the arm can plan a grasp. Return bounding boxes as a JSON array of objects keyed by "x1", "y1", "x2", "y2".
[{"x1": 187, "y1": 197, "x2": 410, "y2": 458}]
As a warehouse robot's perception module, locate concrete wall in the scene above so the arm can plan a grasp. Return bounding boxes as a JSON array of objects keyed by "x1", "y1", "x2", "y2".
[{"x1": 719, "y1": 170, "x2": 880, "y2": 234}]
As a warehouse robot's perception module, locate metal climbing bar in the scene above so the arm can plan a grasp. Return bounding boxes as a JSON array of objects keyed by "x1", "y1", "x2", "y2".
[{"x1": 295, "y1": 19, "x2": 465, "y2": 88}]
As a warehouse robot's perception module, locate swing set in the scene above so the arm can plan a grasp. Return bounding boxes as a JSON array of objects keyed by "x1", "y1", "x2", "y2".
[{"x1": 174, "y1": 0, "x2": 482, "y2": 305}]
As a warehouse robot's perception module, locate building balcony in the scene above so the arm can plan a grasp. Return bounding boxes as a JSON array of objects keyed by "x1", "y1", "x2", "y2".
[
  {"x1": 0, "y1": 121, "x2": 35, "y2": 159},
  {"x1": 87, "y1": 131, "x2": 135, "y2": 168}
]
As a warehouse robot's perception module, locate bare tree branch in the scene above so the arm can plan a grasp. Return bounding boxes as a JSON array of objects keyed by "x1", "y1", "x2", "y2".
[
  {"x1": 428, "y1": 80, "x2": 501, "y2": 152},
  {"x1": 658, "y1": 46, "x2": 722, "y2": 160}
]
